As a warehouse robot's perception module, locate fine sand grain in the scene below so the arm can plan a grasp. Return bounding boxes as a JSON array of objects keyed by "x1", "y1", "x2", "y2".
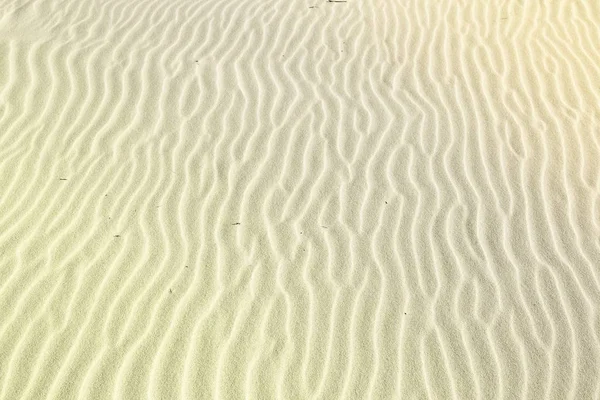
[{"x1": 1, "y1": 0, "x2": 600, "y2": 398}]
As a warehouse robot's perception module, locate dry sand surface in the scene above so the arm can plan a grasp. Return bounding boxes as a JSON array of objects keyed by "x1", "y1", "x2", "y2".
[{"x1": 1, "y1": 0, "x2": 600, "y2": 398}]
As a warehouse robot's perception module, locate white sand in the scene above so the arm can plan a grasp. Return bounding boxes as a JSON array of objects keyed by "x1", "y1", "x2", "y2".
[{"x1": 1, "y1": 0, "x2": 600, "y2": 398}]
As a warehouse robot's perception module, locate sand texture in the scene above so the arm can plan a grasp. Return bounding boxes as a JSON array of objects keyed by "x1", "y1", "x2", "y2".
[{"x1": 1, "y1": 0, "x2": 600, "y2": 398}]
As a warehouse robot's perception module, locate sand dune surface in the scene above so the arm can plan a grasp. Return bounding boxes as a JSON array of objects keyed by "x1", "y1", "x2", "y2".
[{"x1": 1, "y1": 0, "x2": 600, "y2": 398}]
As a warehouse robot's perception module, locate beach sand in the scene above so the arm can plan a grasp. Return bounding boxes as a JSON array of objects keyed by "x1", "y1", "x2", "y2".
[{"x1": 1, "y1": 0, "x2": 600, "y2": 398}]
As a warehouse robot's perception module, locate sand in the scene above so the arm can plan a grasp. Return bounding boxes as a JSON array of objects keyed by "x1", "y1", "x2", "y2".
[{"x1": 1, "y1": 0, "x2": 600, "y2": 398}]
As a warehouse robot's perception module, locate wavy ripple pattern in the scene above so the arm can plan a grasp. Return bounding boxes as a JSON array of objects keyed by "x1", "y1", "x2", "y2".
[{"x1": 1, "y1": 0, "x2": 600, "y2": 398}]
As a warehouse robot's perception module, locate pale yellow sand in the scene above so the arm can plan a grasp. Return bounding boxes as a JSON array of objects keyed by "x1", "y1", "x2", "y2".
[{"x1": 1, "y1": 0, "x2": 600, "y2": 398}]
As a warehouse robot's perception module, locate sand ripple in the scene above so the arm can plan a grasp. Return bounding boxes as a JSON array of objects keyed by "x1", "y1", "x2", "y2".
[{"x1": 1, "y1": 0, "x2": 600, "y2": 398}]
